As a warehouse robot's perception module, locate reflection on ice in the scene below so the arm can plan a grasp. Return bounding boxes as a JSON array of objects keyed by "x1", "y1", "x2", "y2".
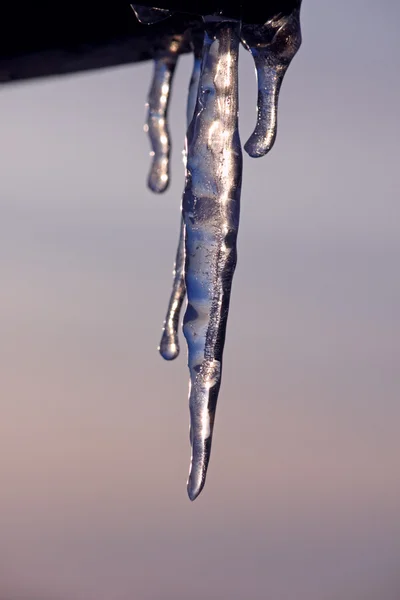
[
  {"x1": 182, "y1": 18, "x2": 242, "y2": 500},
  {"x1": 160, "y1": 29, "x2": 203, "y2": 361},
  {"x1": 241, "y1": 9, "x2": 301, "y2": 157},
  {"x1": 133, "y1": 5, "x2": 302, "y2": 499},
  {"x1": 145, "y1": 36, "x2": 183, "y2": 193}
]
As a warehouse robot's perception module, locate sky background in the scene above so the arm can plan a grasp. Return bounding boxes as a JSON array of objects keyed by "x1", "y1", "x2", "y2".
[{"x1": 1, "y1": 1, "x2": 400, "y2": 598}]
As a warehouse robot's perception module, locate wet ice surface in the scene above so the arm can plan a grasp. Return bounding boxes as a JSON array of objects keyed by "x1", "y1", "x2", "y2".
[
  {"x1": 159, "y1": 33, "x2": 203, "y2": 361},
  {"x1": 241, "y1": 10, "x2": 302, "y2": 157},
  {"x1": 144, "y1": 36, "x2": 184, "y2": 193},
  {"x1": 183, "y1": 18, "x2": 242, "y2": 500},
  {"x1": 135, "y1": 6, "x2": 302, "y2": 499}
]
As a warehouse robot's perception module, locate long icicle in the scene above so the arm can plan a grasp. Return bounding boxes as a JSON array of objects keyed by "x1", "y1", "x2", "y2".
[
  {"x1": 241, "y1": 9, "x2": 301, "y2": 157},
  {"x1": 182, "y1": 18, "x2": 242, "y2": 501},
  {"x1": 159, "y1": 32, "x2": 203, "y2": 360}
]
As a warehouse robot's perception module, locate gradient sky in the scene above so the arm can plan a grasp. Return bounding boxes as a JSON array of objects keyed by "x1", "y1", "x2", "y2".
[{"x1": 1, "y1": 1, "x2": 400, "y2": 599}]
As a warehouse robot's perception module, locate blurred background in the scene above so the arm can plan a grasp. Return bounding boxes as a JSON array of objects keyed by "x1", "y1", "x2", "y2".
[{"x1": 1, "y1": 1, "x2": 399, "y2": 598}]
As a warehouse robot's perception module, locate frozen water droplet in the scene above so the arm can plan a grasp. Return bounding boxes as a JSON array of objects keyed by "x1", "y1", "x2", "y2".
[
  {"x1": 186, "y1": 30, "x2": 203, "y2": 133},
  {"x1": 182, "y1": 18, "x2": 242, "y2": 501},
  {"x1": 241, "y1": 9, "x2": 301, "y2": 157}
]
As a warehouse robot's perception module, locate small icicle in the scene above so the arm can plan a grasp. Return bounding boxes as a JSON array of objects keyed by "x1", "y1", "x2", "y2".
[
  {"x1": 182, "y1": 18, "x2": 242, "y2": 501},
  {"x1": 131, "y1": 4, "x2": 172, "y2": 24},
  {"x1": 241, "y1": 9, "x2": 301, "y2": 157},
  {"x1": 145, "y1": 36, "x2": 183, "y2": 193},
  {"x1": 158, "y1": 216, "x2": 185, "y2": 360},
  {"x1": 159, "y1": 30, "x2": 203, "y2": 361}
]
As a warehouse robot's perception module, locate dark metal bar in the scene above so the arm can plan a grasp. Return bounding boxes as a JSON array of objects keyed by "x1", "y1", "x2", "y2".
[{"x1": 0, "y1": 3, "x2": 301, "y2": 84}]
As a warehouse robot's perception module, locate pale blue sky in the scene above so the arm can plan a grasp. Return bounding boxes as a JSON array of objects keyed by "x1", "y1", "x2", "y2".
[{"x1": 1, "y1": 1, "x2": 399, "y2": 598}]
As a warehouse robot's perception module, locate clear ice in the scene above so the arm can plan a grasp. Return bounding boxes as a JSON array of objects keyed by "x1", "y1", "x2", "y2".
[
  {"x1": 159, "y1": 31, "x2": 203, "y2": 361},
  {"x1": 145, "y1": 35, "x2": 184, "y2": 193},
  {"x1": 241, "y1": 9, "x2": 302, "y2": 157},
  {"x1": 183, "y1": 18, "x2": 242, "y2": 500},
  {"x1": 134, "y1": 5, "x2": 302, "y2": 500}
]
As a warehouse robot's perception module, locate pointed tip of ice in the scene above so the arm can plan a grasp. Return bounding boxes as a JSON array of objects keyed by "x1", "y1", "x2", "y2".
[
  {"x1": 186, "y1": 438, "x2": 211, "y2": 501},
  {"x1": 187, "y1": 473, "x2": 205, "y2": 502}
]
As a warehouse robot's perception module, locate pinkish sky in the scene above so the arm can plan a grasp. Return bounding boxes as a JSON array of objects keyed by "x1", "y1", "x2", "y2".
[{"x1": 1, "y1": 1, "x2": 400, "y2": 598}]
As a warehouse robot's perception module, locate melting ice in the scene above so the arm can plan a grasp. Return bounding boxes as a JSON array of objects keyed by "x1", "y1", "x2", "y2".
[
  {"x1": 132, "y1": 4, "x2": 302, "y2": 500},
  {"x1": 241, "y1": 10, "x2": 302, "y2": 157},
  {"x1": 159, "y1": 27, "x2": 203, "y2": 361}
]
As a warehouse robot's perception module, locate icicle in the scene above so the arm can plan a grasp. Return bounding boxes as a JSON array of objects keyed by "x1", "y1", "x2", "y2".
[
  {"x1": 182, "y1": 17, "x2": 242, "y2": 500},
  {"x1": 159, "y1": 30, "x2": 203, "y2": 361},
  {"x1": 158, "y1": 215, "x2": 185, "y2": 360},
  {"x1": 132, "y1": 5, "x2": 303, "y2": 501},
  {"x1": 145, "y1": 35, "x2": 183, "y2": 193},
  {"x1": 241, "y1": 9, "x2": 301, "y2": 157}
]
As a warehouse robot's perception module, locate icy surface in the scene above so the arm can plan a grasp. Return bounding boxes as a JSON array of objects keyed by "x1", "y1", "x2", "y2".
[
  {"x1": 241, "y1": 9, "x2": 302, "y2": 157},
  {"x1": 145, "y1": 36, "x2": 183, "y2": 193},
  {"x1": 134, "y1": 5, "x2": 302, "y2": 499},
  {"x1": 159, "y1": 32, "x2": 203, "y2": 361},
  {"x1": 182, "y1": 19, "x2": 242, "y2": 500}
]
